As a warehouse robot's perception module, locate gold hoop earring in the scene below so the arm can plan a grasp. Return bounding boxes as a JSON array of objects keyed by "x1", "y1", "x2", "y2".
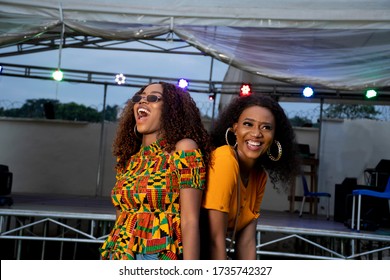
[
  {"x1": 225, "y1": 127, "x2": 237, "y2": 148},
  {"x1": 134, "y1": 124, "x2": 142, "y2": 140},
  {"x1": 267, "y1": 140, "x2": 282, "y2": 161}
]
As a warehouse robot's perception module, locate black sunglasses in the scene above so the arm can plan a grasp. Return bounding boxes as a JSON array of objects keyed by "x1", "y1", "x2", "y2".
[{"x1": 131, "y1": 94, "x2": 162, "y2": 103}]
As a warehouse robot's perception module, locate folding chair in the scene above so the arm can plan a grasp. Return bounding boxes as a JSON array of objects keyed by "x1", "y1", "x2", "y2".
[
  {"x1": 351, "y1": 177, "x2": 390, "y2": 231},
  {"x1": 299, "y1": 174, "x2": 331, "y2": 220}
]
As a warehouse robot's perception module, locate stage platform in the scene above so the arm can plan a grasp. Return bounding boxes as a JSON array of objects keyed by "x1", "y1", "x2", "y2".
[{"x1": 0, "y1": 193, "x2": 389, "y2": 260}]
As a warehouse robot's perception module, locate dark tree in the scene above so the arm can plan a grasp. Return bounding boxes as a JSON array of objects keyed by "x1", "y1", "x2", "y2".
[
  {"x1": 289, "y1": 116, "x2": 313, "y2": 127},
  {"x1": 324, "y1": 104, "x2": 380, "y2": 120},
  {"x1": 0, "y1": 99, "x2": 118, "y2": 122}
]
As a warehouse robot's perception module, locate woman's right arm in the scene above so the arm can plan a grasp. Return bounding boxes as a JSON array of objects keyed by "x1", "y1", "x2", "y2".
[
  {"x1": 206, "y1": 209, "x2": 229, "y2": 259},
  {"x1": 202, "y1": 146, "x2": 238, "y2": 259}
]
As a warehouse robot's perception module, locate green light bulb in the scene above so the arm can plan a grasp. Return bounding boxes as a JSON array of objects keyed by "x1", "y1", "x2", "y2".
[
  {"x1": 365, "y1": 89, "x2": 377, "y2": 99},
  {"x1": 52, "y1": 69, "x2": 63, "y2": 81}
]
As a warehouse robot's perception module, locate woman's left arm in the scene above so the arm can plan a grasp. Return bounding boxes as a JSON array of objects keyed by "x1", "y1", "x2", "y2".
[
  {"x1": 180, "y1": 188, "x2": 203, "y2": 259},
  {"x1": 176, "y1": 138, "x2": 203, "y2": 260},
  {"x1": 235, "y1": 219, "x2": 257, "y2": 260}
]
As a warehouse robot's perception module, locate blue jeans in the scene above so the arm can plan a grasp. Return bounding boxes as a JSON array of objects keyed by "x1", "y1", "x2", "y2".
[{"x1": 135, "y1": 253, "x2": 159, "y2": 260}]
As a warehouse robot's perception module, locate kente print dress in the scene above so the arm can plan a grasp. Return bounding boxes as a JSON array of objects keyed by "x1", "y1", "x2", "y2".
[{"x1": 100, "y1": 138, "x2": 206, "y2": 260}]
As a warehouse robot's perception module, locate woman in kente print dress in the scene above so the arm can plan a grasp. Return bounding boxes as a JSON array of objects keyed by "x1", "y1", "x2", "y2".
[{"x1": 100, "y1": 82, "x2": 212, "y2": 260}]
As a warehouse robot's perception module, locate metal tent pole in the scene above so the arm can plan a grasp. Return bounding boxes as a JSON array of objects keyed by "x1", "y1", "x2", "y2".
[{"x1": 95, "y1": 83, "x2": 108, "y2": 197}]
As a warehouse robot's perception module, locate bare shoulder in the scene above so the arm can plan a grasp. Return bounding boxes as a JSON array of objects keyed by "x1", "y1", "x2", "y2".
[{"x1": 175, "y1": 138, "x2": 199, "y2": 151}]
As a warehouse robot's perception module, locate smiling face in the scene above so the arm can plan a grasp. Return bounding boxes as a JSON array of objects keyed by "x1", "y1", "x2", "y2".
[
  {"x1": 233, "y1": 105, "x2": 275, "y2": 167},
  {"x1": 133, "y1": 83, "x2": 164, "y2": 145}
]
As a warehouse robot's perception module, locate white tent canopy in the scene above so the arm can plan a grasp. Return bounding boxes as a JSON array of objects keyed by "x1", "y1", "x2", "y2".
[{"x1": 1, "y1": 0, "x2": 390, "y2": 94}]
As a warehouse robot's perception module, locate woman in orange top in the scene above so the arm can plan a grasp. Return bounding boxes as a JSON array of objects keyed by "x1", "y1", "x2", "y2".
[{"x1": 201, "y1": 94, "x2": 300, "y2": 260}]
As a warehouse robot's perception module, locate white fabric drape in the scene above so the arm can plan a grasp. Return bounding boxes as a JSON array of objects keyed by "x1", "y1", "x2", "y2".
[
  {"x1": 1, "y1": 0, "x2": 390, "y2": 90},
  {"x1": 175, "y1": 26, "x2": 390, "y2": 90}
]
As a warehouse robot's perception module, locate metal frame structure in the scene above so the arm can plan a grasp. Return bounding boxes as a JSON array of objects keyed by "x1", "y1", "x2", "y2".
[
  {"x1": 2, "y1": 62, "x2": 390, "y2": 104},
  {"x1": 1, "y1": 33, "x2": 390, "y2": 103},
  {"x1": 0, "y1": 34, "x2": 202, "y2": 58},
  {"x1": 256, "y1": 224, "x2": 390, "y2": 260},
  {"x1": 0, "y1": 208, "x2": 114, "y2": 259},
  {"x1": 1, "y1": 208, "x2": 389, "y2": 260}
]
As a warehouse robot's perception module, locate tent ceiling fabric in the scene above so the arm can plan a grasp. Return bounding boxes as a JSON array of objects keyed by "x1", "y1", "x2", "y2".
[
  {"x1": 175, "y1": 26, "x2": 390, "y2": 90},
  {"x1": 1, "y1": 0, "x2": 390, "y2": 94},
  {"x1": 1, "y1": 0, "x2": 390, "y2": 27}
]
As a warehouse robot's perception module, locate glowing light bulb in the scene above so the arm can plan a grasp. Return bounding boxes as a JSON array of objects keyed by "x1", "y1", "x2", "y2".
[
  {"x1": 52, "y1": 69, "x2": 63, "y2": 81},
  {"x1": 365, "y1": 89, "x2": 377, "y2": 99},
  {"x1": 178, "y1": 78, "x2": 189, "y2": 89},
  {"x1": 303, "y1": 87, "x2": 314, "y2": 98},
  {"x1": 115, "y1": 73, "x2": 126, "y2": 85},
  {"x1": 240, "y1": 83, "x2": 252, "y2": 96}
]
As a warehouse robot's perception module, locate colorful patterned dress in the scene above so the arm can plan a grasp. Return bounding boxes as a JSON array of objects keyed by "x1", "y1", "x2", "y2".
[{"x1": 100, "y1": 138, "x2": 206, "y2": 260}]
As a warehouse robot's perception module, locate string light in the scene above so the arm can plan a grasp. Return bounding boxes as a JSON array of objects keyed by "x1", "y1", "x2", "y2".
[
  {"x1": 239, "y1": 83, "x2": 252, "y2": 96},
  {"x1": 52, "y1": 69, "x2": 64, "y2": 81},
  {"x1": 177, "y1": 78, "x2": 189, "y2": 89},
  {"x1": 302, "y1": 87, "x2": 314, "y2": 98},
  {"x1": 115, "y1": 73, "x2": 126, "y2": 85},
  {"x1": 365, "y1": 89, "x2": 377, "y2": 99}
]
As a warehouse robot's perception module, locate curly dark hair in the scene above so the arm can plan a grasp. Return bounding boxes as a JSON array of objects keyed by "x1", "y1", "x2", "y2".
[
  {"x1": 113, "y1": 81, "x2": 212, "y2": 171},
  {"x1": 210, "y1": 94, "x2": 301, "y2": 188}
]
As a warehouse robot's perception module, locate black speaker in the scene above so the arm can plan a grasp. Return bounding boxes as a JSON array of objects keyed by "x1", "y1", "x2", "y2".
[
  {"x1": 372, "y1": 159, "x2": 390, "y2": 187},
  {"x1": 0, "y1": 164, "x2": 13, "y2": 206},
  {"x1": 0, "y1": 165, "x2": 12, "y2": 196},
  {"x1": 334, "y1": 178, "x2": 357, "y2": 222}
]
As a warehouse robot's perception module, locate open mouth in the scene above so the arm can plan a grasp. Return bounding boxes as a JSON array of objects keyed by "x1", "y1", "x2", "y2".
[
  {"x1": 246, "y1": 140, "x2": 262, "y2": 150},
  {"x1": 247, "y1": 140, "x2": 261, "y2": 147},
  {"x1": 137, "y1": 107, "x2": 150, "y2": 119}
]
